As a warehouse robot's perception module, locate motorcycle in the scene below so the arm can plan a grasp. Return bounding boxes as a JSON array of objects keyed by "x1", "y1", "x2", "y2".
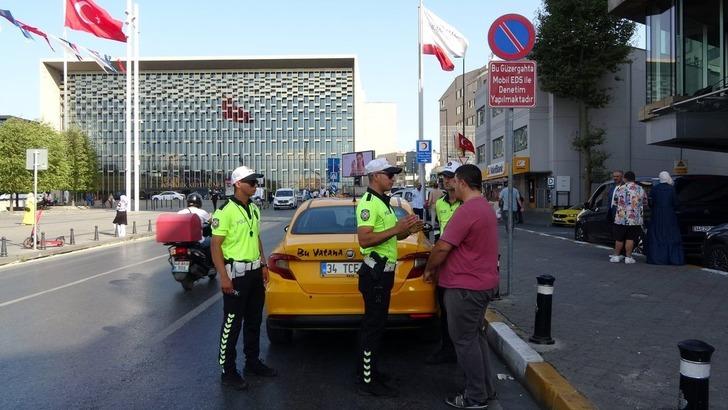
[
  {"x1": 166, "y1": 240, "x2": 216, "y2": 291},
  {"x1": 157, "y1": 213, "x2": 216, "y2": 291}
]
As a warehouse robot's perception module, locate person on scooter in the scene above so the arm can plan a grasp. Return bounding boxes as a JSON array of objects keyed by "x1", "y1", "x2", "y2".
[{"x1": 177, "y1": 193, "x2": 211, "y2": 249}]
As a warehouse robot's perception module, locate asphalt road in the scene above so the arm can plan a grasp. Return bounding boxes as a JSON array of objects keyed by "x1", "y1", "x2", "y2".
[{"x1": 0, "y1": 208, "x2": 537, "y2": 409}]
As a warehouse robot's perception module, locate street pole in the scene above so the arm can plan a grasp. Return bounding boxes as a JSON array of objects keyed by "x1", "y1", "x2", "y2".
[
  {"x1": 125, "y1": 0, "x2": 133, "y2": 204},
  {"x1": 505, "y1": 107, "x2": 514, "y2": 296},
  {"x1": 133, "y1": 3, "x2": 140, "y2": 212},
  {"x1": 417, "y1": 0, "x2": 426, "y2": 203},
  {"x1": 33, "y1": 151, "x2": 38, "y2": 251}
]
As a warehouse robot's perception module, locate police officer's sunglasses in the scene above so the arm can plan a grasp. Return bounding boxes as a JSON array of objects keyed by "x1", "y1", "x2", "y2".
[
  {"x1": 242, "y1": 179, "x2": 258, "y2": 186},
  {"x1": 377, "y1": 172, "x2": 395, "y2": 179}
]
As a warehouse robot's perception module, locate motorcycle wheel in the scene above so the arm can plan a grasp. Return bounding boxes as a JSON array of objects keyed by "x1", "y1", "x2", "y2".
[{"x1": 181, "y1": 277, "x2": 195, "y2": 291}]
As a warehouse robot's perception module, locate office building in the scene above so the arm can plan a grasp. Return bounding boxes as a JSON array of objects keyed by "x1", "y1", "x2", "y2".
[{"x1": 438, "y1": 66, "x2": 487, "y2": 165}]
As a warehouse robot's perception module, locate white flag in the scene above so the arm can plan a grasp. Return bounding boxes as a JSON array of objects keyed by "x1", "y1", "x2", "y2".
[{"x1": 422, "y1": 6, "x2": 468, "y2": 71}]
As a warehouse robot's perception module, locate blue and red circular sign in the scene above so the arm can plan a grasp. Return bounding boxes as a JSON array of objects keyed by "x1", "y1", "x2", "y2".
[{"x1": 488, "y1": 14, "x2": 536, "y2": 61}]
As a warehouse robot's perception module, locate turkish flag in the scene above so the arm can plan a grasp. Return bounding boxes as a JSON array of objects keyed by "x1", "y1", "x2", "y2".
[
  {"x1": 222, "y1": 98, "x2": 253, "y2": 123},
  {"x1": 65, "y1": 0, "x2": 126, "y2": 42},
  {"x1": 457, "y1": 132, "x2": 475, "y2": 153}
]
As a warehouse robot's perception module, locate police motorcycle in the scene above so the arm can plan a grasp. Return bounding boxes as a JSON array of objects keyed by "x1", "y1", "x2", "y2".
[{"x1": 156, "y1": 193, "x2": 216, "y2": 291}]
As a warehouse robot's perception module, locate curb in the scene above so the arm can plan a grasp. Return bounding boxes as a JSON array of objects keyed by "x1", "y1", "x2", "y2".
[
  {"x1": 0, "y1": 233, "x2": 155, "y2": 267},
  {"x1": 486, "y1": 309, "x2": 595, "y2": 410}
]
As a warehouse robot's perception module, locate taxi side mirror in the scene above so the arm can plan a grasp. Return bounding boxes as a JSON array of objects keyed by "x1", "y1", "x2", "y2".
[{"x1": 284, "y1": 225, "x2": 289, "y2": 232}]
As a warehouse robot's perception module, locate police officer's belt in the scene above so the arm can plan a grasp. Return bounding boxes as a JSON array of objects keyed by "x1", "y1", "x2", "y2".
[
  {"x1": 363, "y1": 256, "x2": 396, "y2": 273},
  {"x1": 226, "y1": 259, "x2": 262, "y2": 277}
]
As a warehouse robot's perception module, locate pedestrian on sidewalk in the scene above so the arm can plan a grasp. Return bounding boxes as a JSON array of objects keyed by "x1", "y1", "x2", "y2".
[
  {"x1": 610, "y1": 171, "x2": 646, "y2": 264},
  {"x1": 498, "y1": 181, "x2": 521, "y2": 232},
  {"x1": 411, "y1": 183, "x2": 425, "y2": 220},
  {"x1": 425, "y1": 161, "x2": 461, "y2": 366},
  {"x1": 22, "y1": 193, "x2": 36, "y2": 225},
  {"x1": 211, "y1": 187, "x2": 220, "y2": 210},
  {"x1": 106, "y1": 193, "x2": 115, "y2": 209},
  {"x1": 113, "y1": 195, "x2": 129, "y2": 237},
  {"x1": 606, "y1": 170, "x2": 624, "y2": 224},
  {"x1": 211, "y1": 166, "x2": 277, "y2": 391},
  {"x1": 646, "y1": 171, "x2": 684, "y2": 265},
  {"x1": 423, "y1": 164, "x2": 499, "y2": 408}
]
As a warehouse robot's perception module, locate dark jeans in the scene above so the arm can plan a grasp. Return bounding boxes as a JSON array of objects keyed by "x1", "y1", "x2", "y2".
[
  {"x1": 444, "y1": 288, "x2": 497, "y2": 402},
  {"x1": 357, "y1": 264, "x2": 394, "y2": 381},
  {"x1": 413, "y1": 208, "x2": 424, "y2": 220},
  {"x1": 436, "y1": 286, "x2": 455, "y2": 354},
  {"x1": 218, "y1": 267, "x2": 265, "y2": 373}
]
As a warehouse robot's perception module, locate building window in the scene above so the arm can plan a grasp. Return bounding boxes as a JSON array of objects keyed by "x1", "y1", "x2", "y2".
[
  {"x1": 514, "y1": 126, "x2": 528, "y2": 152},
  {"x1": 646, "y1": 3, "x2": 676, "y2": 102},
  {"x1": 456, "y1": 89, "x2": 463, "y2": 99},
  {"x1": 492, "y1": 136, "x2": 504, "y2": 159},
  {"x1": 456, "y1": 105, "x2": 463, "y2": 115},
  {"x1": 476, "y1": 144, "x2": 486, "y2": 163},
  {"x1": 476, "y1": 107, "x2": 485, "y2": 126}
]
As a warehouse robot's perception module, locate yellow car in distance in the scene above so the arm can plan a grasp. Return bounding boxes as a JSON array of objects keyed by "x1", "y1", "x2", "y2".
[
  {"x1": 551, "y1": 205, "x2": 583, "y2": 226},
  {"x1": 265, "y1": 197, "x2": 436, "y2": 344}
]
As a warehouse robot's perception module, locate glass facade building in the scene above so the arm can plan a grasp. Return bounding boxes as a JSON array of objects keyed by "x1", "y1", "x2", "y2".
[{"x1": 41, "y1": 57, "x2": 357, "y2": 195}]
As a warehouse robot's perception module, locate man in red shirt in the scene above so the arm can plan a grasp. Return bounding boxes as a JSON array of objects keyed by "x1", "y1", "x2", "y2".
[{"x1": 423, "y1": 164, "x2": 499, "y2": 409}]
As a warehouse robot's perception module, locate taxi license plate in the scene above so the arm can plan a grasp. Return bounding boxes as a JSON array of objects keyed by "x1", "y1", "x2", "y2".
[
  {"x1": 172, "y1": 260, "x2": 190, "y2": 273},
  {"x1": 320, "y1": 262, "x2": 361, "y2": 276},
  {"x1": 692, "y1": 225, "x2": 713, "y2": 233}
]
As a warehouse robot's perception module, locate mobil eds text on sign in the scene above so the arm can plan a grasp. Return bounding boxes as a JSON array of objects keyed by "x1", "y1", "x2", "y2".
[{"x1": 487, "y1": 61, "x2": 537, "y2": 108}]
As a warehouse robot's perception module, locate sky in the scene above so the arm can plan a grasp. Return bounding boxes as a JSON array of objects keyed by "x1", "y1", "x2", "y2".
[{"x1": 0, "y1": 0, "x2": 545, "y2": 153}]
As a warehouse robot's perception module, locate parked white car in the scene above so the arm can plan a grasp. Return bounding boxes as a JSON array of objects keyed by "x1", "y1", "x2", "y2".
[
  {"x1": 152, "y1": 191, "x2": 185, "y2": 201},
  {"x1": 273, "y1": 188, "x2": 297, "y2": 210}
]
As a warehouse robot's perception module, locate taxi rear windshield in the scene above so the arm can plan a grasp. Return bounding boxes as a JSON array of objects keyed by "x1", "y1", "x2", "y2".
[{"x1": 292, "y1": 205, "x2": 409, "y2": 234}]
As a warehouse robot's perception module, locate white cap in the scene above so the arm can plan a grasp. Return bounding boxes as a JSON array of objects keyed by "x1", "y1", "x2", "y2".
[
  {"x1": 364, "y1": 158, "x2": 402, "y2": 174},
  {"x1": 439, "y1": 160, "x2": 462, "y2": 176},
  {"x1": 230, "y1": 166, "x2": 263, "y2": 184}
]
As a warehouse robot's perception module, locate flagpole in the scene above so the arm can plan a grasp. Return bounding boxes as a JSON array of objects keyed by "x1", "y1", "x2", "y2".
[
  {"x1": 417, "y1": 0, "x2": 426, "y2": 206},
  {"x1": 133, "y1": 3, "x2": 140, "y2": 212},
  {"x1": 462, "y1": 58, "x2": 466, "y2": 162},
  {"x1": 62, "y1": 0, "x2": 68, "y2": 132},
  {"x1": 124, "y1": 0, "x2": 132, "y2": 205}
]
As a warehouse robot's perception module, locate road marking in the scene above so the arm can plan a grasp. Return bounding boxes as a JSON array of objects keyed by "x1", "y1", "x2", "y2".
[
  {"x1": 150, "y1": 292, "x2": 222, "y2": 345},
  {"x1": 0, "y1": 254, "x2": 167, "y2": 308},
  {"x1": 516, "y1": 227, "x2": 649, "y2": 257},
  {"x1": 702, "y1": 268, "x2": 728, "y2": 277}
]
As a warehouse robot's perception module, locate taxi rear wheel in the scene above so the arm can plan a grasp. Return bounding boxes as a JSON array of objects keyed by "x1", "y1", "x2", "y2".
[{"x1": 266, "y1": 320, "x2": 293, "y2": 344}]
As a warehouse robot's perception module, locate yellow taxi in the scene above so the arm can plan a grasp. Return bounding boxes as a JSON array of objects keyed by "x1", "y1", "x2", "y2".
[
  {"x1": 551, "y1": 205, "x2": 583, "y2": 226},
  {"x1": 265, "y1": 197, "x2": 436, "y2": 343}
]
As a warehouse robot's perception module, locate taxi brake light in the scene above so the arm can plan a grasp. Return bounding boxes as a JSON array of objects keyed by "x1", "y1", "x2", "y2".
[
  {"x1": 402, "y1": 252, "x2": 430, "y2": 279},
  {"x1": 268, "y1": 253, "x2": 299, "y2": 280}
]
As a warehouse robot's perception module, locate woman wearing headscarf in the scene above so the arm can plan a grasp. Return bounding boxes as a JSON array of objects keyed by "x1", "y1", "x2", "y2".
[
  {"x1": 113, "y1": 195, "x2": 129, "y2": 238},
  {"x1": 646, "y1": 171, "x2": 684, "y2": 265}
]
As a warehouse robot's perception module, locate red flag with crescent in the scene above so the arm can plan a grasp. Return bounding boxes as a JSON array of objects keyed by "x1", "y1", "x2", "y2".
[
  {"x1": 456, "y1": 132, "x2": 475, "y2": 153},
  {"x1": 65, "y1": 0, "x2": 126, "y2": 42}
]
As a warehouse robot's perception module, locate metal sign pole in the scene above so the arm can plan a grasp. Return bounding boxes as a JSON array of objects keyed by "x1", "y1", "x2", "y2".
[
  {"x1": 33, "y1": 151, "x2": 38, "y2": 251},
  {"x1": 505, "y1": 108, "x2": 514, "y2": 296}
]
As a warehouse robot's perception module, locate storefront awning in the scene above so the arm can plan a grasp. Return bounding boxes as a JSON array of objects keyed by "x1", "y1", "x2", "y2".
[{"x1": 482, "y1": 157, "x2": 530, "y2": 180}]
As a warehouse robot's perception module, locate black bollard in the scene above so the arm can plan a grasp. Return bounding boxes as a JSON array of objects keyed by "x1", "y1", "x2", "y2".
[
  {"x1": 529, "y1": 274, "x2": 555, "y2": 345},
  {"x1": 1, "y1": 236, "x2": 7, "y2": 257},
  {"x1": 148, "y1": 219, "x2": 152, "y2": 232},
  {"x1": 70, "y1": 228, "x2": 76, "y2": 245},
  {"x1": 132, "y1": 221, "x2": 137, "y2": 234},
  {"x1": 94, "y1": 225, "x2": 99, "y2": 241},
  {"x1": 678, "y1": 339, "x2": 715, "y2": 409},
  {"x1": 40, "y1": 232, "x2": 46, "y2": 250}
]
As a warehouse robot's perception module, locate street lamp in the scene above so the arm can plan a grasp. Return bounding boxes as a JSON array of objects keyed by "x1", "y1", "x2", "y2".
[{"x1": 439, "y1": 108, "x2": 449, "y2": 163}]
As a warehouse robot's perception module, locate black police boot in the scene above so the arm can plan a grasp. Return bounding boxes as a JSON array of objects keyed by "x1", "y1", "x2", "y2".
[
  {"x1": 357, "y1": 378, "x2": 399, "y2": 398},
  {"x1": 220, "y1": 370, "x2": 249, "y2": 390},
  {"x1": 244, "y1": 359, "x2": 278, "y2": 377}
]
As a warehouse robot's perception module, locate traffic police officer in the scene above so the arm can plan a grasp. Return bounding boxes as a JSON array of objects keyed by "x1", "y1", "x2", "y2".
[
  {"x1": 355, "y1": 158, "x2": 423, "y2": 397},
  {"x1": 211, "y1": 166, "x2": 277, "y2": 391},
  {"x1": 426, "y1": 160, "x2": 461, "y2": 365}
]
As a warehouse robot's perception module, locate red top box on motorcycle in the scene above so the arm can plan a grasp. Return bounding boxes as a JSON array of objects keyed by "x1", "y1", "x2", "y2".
[{"x1": 156, "y1": 213, "x2": 202, "y2": 243}]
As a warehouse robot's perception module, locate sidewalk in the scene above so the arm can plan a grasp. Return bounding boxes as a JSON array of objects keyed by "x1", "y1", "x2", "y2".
[{"x1": 492, "y1": 225, "x2": 728, "y2": 409}]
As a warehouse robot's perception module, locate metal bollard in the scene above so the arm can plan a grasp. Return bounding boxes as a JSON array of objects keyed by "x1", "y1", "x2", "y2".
[
  {"x1": 70, "y1": 228, "x2": 76, "y2": 245},
  {"x1": 94, "y1": 225, "x2": 99, "y2": 241},
  {"x1": 529, "y1": 274, "x2": 555, "y2": 345},
  {"x1": 1, "y1": 237, "x2": 7, "y2": 257},
  {"x1": 40, "y1": 232, "x2": 46, "y2": 250},
  {"x1": 148, "y1": 219, "x2": 152, "y2": 232},
  {"x1": 132, "y1": 221, "x2": 137, "y2": 234},
  {"x1": 678, "y1": 339, "x2": 714, "y2": 409}
]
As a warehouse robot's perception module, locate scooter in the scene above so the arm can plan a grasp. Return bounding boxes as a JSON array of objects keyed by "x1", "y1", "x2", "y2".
[
  {"x1": 165, "y1": 239, "x2": 216, "y2": 291},
  {"x1": 22, "y1": 210, "x2": 65, "y2": 249}
]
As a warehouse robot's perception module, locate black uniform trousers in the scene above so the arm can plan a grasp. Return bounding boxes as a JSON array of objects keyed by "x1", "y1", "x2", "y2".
[
  {"x1": 357, "y1": 263, "x2": 394, "y2": 383},
  {"x1": 436, "y1": 285, "x2": 455, "y2": 354},
  {"x1": 218, "y1": 267, "x2": 265, "y2": 374}
]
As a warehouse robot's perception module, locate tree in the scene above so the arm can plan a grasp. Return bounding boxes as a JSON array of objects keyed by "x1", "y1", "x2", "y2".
[
  {"x1": 0, "y1": 119, "x2": 70, "y2": 200},
  {"x1": 63, "y1": 127, "x2": 99, "y2": 204},
  {"x1": 531, "y1": 0, "x2": 635, "y2": 198}
]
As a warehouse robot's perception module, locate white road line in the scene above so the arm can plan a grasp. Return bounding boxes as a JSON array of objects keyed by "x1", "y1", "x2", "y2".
[
  {"x1": 702, "y1": 268, "x2": 728, "y2": 277},
  {"x1": 150, "y1": 292, "x2": 222, "y2": 345},
  {"x1": 0, "y1": 254, "x2": 167, "y2": 308}
]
